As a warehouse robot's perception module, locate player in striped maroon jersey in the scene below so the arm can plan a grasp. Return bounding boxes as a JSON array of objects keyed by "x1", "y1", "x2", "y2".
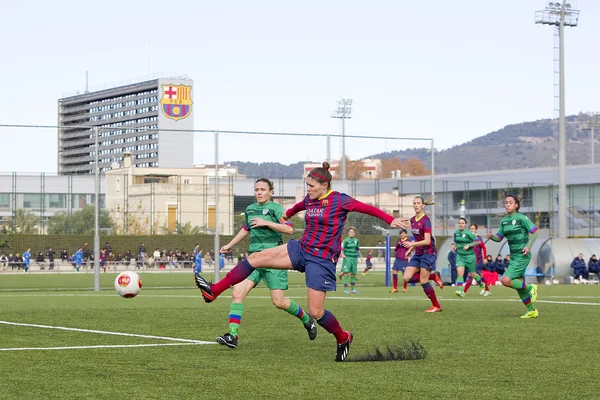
[
  {"x1": 194, "y1": 162, "x2": 408, "y2": 361},
  {"x1": 402, "y1": 196, "x2": 443, "y2": 313}
]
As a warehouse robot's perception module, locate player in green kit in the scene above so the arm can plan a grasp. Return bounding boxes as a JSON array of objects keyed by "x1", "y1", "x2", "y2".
[
  {"x1": 216, "y1": 178, "x2": 317, "y2": 348},
  {"x1": 453, "y1": 217, "x2": 487, "y2": 297},
  {"x1": 487, "y1": 195, "x2": 540, "y2": 318},
  {"x1": 339, "y1": 227, "x2": 361, "y2": 294}
]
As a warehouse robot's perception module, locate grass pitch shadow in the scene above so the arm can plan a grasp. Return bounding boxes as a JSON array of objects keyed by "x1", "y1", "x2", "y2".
[{"x1": 347, "y1": 340, "x2": 428, "y2": 362}]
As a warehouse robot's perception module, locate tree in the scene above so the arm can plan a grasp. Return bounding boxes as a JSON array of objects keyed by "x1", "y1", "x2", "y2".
[
  {"x1": 379, "y1": 158, "x2": 403, "y2": 179},
  {"x1": 403, "y1": 158, "x2": 430, "y2": 176},
  {"x1": 176, "y1": 221, "x2": 202, "y2": 235},
  {"x1": 345, "y1": 157, "x2": 367, "y2": 180},
  {"x1": 5, "y1": 209, "x2": 39, "y2": 234},
  {"x1": 47, "y1": 205, "x2": 114, "y2": 235},
  {"x1": 110, "y1": 201, "x2": 163, "y2": 235}
]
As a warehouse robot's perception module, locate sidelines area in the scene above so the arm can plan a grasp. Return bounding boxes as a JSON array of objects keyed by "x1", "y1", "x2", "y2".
[{"x1": 0, "y1": 320, "x2": 215, "y2": 352}]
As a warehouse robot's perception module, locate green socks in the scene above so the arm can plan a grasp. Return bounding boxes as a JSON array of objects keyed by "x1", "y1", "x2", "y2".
[
  {"x1": 285, "y1": 299, "x2": 310, "y2": 325},
  {"x1": 228, "y1": 302, "x2": 245, "y2": 337}
]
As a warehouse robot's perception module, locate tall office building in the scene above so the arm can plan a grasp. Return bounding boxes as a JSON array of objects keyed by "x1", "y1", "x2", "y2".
[{"x1": 58, "y1": 76, "x2": 194, "y2": 175}]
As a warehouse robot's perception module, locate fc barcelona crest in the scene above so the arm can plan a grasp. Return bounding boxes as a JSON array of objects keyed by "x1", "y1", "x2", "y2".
[{"x1": 160, "y1": 84, "x2": 193, "y2": 121}]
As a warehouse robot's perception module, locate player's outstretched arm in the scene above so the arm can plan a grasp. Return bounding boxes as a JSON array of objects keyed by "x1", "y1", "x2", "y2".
[
  {"x1": 486, "y1": 232, "x2": 503, "y2": 242},
  {"x1": 284, "y1": 201, "x2": 306, "y2": 219},
  {"x1": 221, "y1": 227, "x2": 250, "y2": 253}
]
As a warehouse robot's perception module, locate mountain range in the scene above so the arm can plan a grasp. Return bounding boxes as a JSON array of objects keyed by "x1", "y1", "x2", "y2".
[{"x1": 228, "y1": 113, "x2": 600, "y2": 178}]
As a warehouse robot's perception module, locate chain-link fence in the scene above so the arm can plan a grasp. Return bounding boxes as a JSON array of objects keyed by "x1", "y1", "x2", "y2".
[{"x1": 1, "y1": 125, "x2": 600, "y2": 278}]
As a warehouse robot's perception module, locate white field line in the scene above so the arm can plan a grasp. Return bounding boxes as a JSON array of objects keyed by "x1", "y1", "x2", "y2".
[
  {"x1": 0, "y1": 321, "x2": 213, "y2": 344},
  {"x1": 0, "y1": 343, "x2": 206, "y2": 352},
  {"x1": 1, "y1": 293, "x2": 599, "y2": 306}
]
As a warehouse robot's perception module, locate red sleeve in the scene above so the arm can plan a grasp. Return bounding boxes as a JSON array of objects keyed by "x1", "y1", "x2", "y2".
[
  {"x1": 344, "y1": 198, "x2": 395, "y2": 225},
  {"x1": 284, "y1": 201, "x2": 306, "y2": 218}
]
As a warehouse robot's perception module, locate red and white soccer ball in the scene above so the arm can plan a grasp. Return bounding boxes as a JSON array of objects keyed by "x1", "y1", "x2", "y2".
[{"x1": 114, "y1": 271, "x2": 142, "y2": 298}]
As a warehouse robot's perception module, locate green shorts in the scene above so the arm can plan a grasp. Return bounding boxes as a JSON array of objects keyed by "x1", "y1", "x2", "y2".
[
  {"x1": 503, "y1": 254, "x2": 531, "y2": 280},
  {"x1": 341, "y1": 257, "x2": 358, "y2": 274},
  {"x1": 247, "y1": 268, "x2": 288, "y2": 290},
  {"x1": 456, "y1": 254, "x2": 477, "y2": 273}
]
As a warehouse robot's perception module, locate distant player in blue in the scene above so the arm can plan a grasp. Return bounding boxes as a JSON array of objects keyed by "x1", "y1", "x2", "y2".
[
  {"x1": 219, "y1": 254, "x2": 225, "y2": 270},
  {"x1": 75, "y1": 248, "x2": 84, "y2": 272},
  {"x1": 195, "y1": 162, "x2": 407, "y2": 361},
  {"x1": 195, "y1": 250, "x2": 203, "y2": 274},
  {"x1": 23, "y1": 248, "x2": 31, "y2": 274}
]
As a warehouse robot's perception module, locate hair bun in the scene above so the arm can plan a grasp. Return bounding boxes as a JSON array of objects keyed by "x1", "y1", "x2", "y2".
[{"x1": 322, "y1": 161, "x2": 330, "y2": 171}]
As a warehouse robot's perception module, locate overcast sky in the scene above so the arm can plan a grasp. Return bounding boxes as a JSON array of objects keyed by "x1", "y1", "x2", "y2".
[{"x1": 0, "y1": 0, "x2": 597, "y2": 173}]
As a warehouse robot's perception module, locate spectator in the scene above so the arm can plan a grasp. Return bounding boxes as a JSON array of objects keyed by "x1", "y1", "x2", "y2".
[
  {"x1": 503, "y1": 254, "x2": 511, "y2": 273},
  {"x1": 153, "y1": 248, "x2": 161, "y2": 264},
  {"x1": 0, "y1": 254, "x2": 7, "y2": 270},
  {"x1": 139, "y1": 242, "x2": 146, "y2": 262},
  {"x1": 493, "y1": 255, "x2": 505, "y2": 276},
  {"x1": 36, "y1": 252, "x2": 45, "y2": 270},
  {"x1": 447, "y1": 243, "x2": 457, "y2": 285},
  {"x1": 100, "y1": 249, "x2": 107, "y2": 273},
  {"x1": 115, "y1": 253, "x2": 122, "y2": 266},
  {"x1": 159, "y1": 253, "x2": 167, "y2": 269},
  {"x1": 104, "y1": 242, "x2": 112, "y2": 255},
  {"x1": 589, "y1": 254, "x2": 600, "y2": 279},
  {"x1": 15, "y1": 253, "x2": 23, "y2": 270},
  {"x1": 8, "y1": 253, "x2": 16, "y2": 270},
  {"x1": 47, "y1": 248, "x2": 55, "y2": 270},
  {"x1": 482, "y1": 254, "x2": 497, "y2": 286},
  {"x1": 69, "y1": 254, "x2": 76, "y2": 268},
  {"x1": 61, "y1": 249, "x2": 68, "y2": 263},
  {"x1": 377, "y1": 240, "x2": 384, "y2": 261},
  {"x1": 135, "y1": 254, "x2": 143, "y2": 269},
  {"x1": 226, "y1": 249, "x2": 233, "y2": 262},
  {"x1": 571, "y1": 253, "x2": 588, "y2": 280},
  {"x1": 125, "y1": 250, "x2": 132, "y2": 265},
  {"x1": 82, "y1": 242, "x2": 89, "y2": 260}
]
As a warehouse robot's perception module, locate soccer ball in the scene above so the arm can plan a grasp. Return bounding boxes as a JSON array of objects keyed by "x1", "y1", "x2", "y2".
[
  {"x1": 494, "y1": 281, "x2": 502, "y2": 286},
  {"x1": 545, "y1": 279, "x2": 552, "y2": 286},
  {"x1": 552, "y1": 279, "x2": 559, "y2": 285},
  {"x1": 114, "y1": 271, "x2": 142, "y2": 298}
]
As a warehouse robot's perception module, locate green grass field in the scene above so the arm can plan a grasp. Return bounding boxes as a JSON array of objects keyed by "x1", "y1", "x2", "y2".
[{"x1": 1, "y1": 272, "x2": 599, "y2": 400}]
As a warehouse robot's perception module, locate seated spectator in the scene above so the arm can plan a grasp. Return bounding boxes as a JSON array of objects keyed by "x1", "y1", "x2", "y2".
[
  {"x1": 61, "y1": 249, "x2": 68, "y2": 263},
  {"x1": 494, "y1": 255, "x2": 505, "y2": 276},
  {"x1": 589, "y1": 254, "x2": 600, "y2": 277},
  {"x1": 0, "y1": 254, "x2": 7, "y2": 270},
  {"x1": 47, "y1": 248, "x2": 55, "y2": 270},
  {"x1": 36, "y1": 252, "x2": 45, "y2": 270},
  {"x1": 482, "y1": 254, "x2": 498, "y2": 285},
  {"x1": 571, "y1": 253, "x2": 588, "y2": 280},
  {"x1": 8, "y1": 253, "x2": 16, "y2": 270}
]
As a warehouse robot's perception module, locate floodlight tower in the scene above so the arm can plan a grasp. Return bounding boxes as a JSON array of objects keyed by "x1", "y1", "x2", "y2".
[
  {"x1": 535, "y1": 1, "x2": 579, "y2": 239},
  {"x1": 331, "y1": 99, "x2": 353, "y2": 180},
  {"x1": 583, "y1": 113, "x2": 600, "y2": 165}
]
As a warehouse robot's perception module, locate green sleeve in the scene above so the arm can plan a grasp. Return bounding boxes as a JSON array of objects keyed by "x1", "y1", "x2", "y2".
[
  {"x1": 272, "y1": 203, "x2": 285, "y2": 222},
  {"x1": 496, "y1": 222, "x2": 504, "y2": 237},
  {"x1": 521, "y1": 213, "x2": 537, "y2": 233}
]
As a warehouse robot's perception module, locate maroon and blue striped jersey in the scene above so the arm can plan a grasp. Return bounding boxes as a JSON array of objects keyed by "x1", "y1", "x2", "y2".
[
  {"x1": 394, "y1": 238, "x2": 412, "y2": 261},
  {"x1": 474, "y1": 235, "x2": 487, "y2": 264},
  {"x1": 410, "y1": 214, "x2": 436, "y2": 256},
  {"x1": 285, "y1": 190, "x2": 394, "y2": 262}
]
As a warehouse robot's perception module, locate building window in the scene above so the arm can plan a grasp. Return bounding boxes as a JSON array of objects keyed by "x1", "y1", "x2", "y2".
[
  {"x1": 72, "y1": 194, "x2": 87, "y2": 208},
  {"x1": 23, "y1": 194, "x2": 41, "y2": 209},
  {"x1": 48, "y1": 194, "x2": 66, "y2": 208},
  {"x1": 0, "y1": 193, "x2": 9, "y2": 208}
]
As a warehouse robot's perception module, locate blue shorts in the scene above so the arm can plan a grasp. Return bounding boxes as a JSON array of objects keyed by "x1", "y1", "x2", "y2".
[
  {"x1": 287, "y1": 240, "x2": 336, "y2": 292},
  {"x1": 393, "y1": 258, "x2": 408, "y2": 272},
  {"x1": 407, "y1": 253, "x2": 437, "y2": 271}
]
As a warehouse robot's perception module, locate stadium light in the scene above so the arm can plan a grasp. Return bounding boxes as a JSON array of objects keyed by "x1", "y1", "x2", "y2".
[
  {"x1": 535, "y1": 0, "x2": 580, "y2": 239},
  {"x1": 330, "y1": 99, "x2": 353, "y2": 180}
]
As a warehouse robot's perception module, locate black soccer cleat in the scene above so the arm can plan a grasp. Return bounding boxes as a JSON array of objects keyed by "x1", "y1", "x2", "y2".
[
  {"x1": 216, "y1": 333, "x2": 238, "y2": 349},
  {"x1": 194, "y1": 271, "x2": 215, "y2": 303},
  {"x1": 335, "y1": 331, "x2": 353, "y2": 362},
  {"x1": 304, "y1": 315, "x2": 318, "y2": 341}
]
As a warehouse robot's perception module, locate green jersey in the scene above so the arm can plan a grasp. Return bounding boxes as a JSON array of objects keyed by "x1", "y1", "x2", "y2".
[
  {"x1": 453, "y1": 228, "x2": 478, "y2": 257},
  {"x1": 245, "y1": 201, "x2": 287, "y2": 253},
  {"x1": 342, "y1": 237, "x2": 360, "y2": 258},
  {"x1": 497, "y1": 212, "x2": 537, "y2": 255}
]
